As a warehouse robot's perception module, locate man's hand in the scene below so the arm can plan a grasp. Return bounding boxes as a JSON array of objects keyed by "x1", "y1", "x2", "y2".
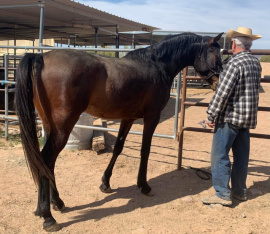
[{"x1": 205, "y1": 120, "x2": 215, "y2": 128}]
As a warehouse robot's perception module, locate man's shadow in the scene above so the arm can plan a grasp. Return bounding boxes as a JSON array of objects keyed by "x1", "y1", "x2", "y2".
[{"x1": 245, "y1": 159, "x2": 270, "y2": 201}]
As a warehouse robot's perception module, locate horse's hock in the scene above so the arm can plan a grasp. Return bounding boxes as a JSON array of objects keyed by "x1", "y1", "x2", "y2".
[{"x1": 65, "y1": 113, "x2": 94, "y2": 150}]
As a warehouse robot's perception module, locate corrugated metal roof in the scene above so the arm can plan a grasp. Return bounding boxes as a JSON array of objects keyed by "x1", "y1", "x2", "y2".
[{"x1": 0, "y1": 0, "x2": 158, "y2": 46}]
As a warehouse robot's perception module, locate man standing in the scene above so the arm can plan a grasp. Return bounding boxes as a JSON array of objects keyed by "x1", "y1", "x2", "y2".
[{"x1": 202, "y1": 27, "x2": 262, "y2": 206}]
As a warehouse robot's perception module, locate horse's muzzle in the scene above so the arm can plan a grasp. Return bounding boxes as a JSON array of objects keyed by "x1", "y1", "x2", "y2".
[{"x1": 210, "y1": 75, "x2": 219, "y2": 91}]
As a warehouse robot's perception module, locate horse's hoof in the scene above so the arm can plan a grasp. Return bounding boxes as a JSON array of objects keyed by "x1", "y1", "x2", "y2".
[
  {"x1": 99, "y1": 183, "x2": 112, "y2": 193},
  {"x1": 52, "y1": 203, "x2": 66, "y2": 212},
  {"x1": 44, "y1": 221, "x2": 61, "y2": 232},
  {"x1": 140, "y1": 186, "x2": 152, "y2": 195},
  {"x1": 145, "y1": 190, "x2": 155, "y2": 196}
]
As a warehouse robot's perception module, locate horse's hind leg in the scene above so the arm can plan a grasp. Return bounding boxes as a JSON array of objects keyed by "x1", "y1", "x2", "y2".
[
  {"x1": 100, "y1": 119, "x2": 135, "y2": 193},
  {"x1": 34, "y1": 132, "x2": 65, "y2": 209},
  {"x1": 35, "y1": 176, "x2": 61, "y2": 232},
  {"x1": 34, "y1": 116, "x2": 79, "y2": 231},
  {"x1": 137, "y1": 114, "x2": 160, "y2": 195},
  {"x1": 35, "y1": 176, "x2": 65, "y2": 217},
  {"x1": 34, "y1": 132, "x2": 66, "y2": 215},
  {"x1": 50, "y1": 180, "x2": 66, "y2": 212}
]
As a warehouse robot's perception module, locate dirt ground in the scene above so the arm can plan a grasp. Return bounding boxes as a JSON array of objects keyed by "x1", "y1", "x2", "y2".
[{"x1": 0, "y1": 83, "x2": 269, "y2": 234}]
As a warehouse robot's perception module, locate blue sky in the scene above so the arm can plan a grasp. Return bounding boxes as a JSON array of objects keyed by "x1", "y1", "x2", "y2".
[{"x1": 77, "y1": 0, "x2": 270, "y2": 49}]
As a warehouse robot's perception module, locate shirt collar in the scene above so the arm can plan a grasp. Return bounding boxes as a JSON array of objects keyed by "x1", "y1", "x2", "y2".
[{"x1": 231, "y1": 50, "x2": 251, "y2": 58}]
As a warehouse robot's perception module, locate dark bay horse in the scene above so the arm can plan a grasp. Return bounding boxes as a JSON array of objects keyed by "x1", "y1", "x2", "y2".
[{"x1": 15, "y1": 32, "x2": 223, "y2": 231}]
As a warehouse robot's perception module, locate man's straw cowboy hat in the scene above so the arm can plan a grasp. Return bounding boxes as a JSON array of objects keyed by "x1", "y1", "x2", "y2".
[{"x1": 226, "y1": 27, "x2": 262, "y2": 40}]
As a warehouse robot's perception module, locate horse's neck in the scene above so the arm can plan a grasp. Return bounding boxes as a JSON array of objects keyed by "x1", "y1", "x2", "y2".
[{"x1": 157, "y1": 37, "x2": 199, "y2": 81}]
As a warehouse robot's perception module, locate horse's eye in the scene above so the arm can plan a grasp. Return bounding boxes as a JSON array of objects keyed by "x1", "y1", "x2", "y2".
[{"x1": 208, "y1": 48, "x2": 213, "y2": 53}]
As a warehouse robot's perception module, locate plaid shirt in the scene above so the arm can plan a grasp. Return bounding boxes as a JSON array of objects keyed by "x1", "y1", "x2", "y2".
[{"x1": 207, "y1": 51, "x2": 261, "y2": 129}]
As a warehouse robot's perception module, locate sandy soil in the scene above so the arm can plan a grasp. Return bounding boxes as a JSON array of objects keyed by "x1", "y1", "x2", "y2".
[{"x1": 0, "y1": 84, "x2": 269, "y2": 234}]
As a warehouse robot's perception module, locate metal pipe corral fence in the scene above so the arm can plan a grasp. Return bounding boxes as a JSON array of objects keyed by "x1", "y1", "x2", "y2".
[{"x1": 177, "y1": 49, "x2": 270, "y2": 169}]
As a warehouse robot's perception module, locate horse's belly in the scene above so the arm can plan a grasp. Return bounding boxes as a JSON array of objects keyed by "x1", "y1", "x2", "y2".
[{"x1": 85, "y1": 105, "x2": 143, "y2": 120}]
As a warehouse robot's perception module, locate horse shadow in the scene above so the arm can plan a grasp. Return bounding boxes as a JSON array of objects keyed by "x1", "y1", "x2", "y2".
[
  {"x1": 59, "y1": 152, "x2": 269, "y2": 228},
  {"x1": 69, "y1": 125, "x2": 269, "y2": 227},
  {"x1": 60, "y1": 166, "x2": 213, "y2": 228}
]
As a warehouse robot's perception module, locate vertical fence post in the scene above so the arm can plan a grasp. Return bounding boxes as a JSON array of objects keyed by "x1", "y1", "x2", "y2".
[
  {"x1": 4, "y1": 54, "x2": 9, "y2": 140},
  {"x1": 177, "y1": 67, "x2": 188, "y2": 169},
  {"x1": 174, "y1": 72, "x2": 181, "y2": 140}
]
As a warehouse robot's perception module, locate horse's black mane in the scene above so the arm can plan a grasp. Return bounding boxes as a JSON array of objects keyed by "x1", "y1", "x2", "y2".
[
  {"x1": 124, "y1": 32, "x2": 210, "y2": 85},
  {"x1": 124, "y1": 32, "x2": 205, "y2": 63}
]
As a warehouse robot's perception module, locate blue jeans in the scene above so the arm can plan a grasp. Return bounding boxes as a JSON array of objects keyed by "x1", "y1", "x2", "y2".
[{"x1": 211, "y1": 122, "x2": 250, "y2": 200}]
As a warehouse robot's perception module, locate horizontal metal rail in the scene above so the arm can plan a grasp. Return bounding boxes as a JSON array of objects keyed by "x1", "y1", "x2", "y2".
[
  {"x1": 0, "y1": 115, "x2": 175, "y2": 139},
  {"x1": 222, "y1": 49, "x2": 270, "y2": 55},
  {"x1": 182, "y1": 127, "x2": 270, "y2": 139},
  {"x1": 183, "y1": 102, "x2": 270, "y2": 112},
  {"x1": 0, "y1": 4, "x2": 44, "y2": 9},
  {"x1": 0, "y1": 45, "x2": 133, "y2": 52},
  {"x1": 1, "y1": 81, "x2": 16, "y2": 85}
]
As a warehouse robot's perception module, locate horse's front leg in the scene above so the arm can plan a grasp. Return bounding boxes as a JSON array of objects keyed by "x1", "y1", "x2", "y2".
[
  {"x1": 137, "y1": 114, "x2": 160, "y2": 195},
  {"x1": 100, "y1": 119, "x2": 135, "y2": 193}
]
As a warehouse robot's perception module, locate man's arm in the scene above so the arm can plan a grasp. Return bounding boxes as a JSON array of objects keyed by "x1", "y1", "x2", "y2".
[{"x1": 206, "y1": 62, "x2": 238, "y2": 127}]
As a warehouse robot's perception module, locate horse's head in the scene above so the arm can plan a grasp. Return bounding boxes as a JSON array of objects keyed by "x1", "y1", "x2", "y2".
[{"x1": 194, "y1": 33, "x2": 223, "y2": 90}]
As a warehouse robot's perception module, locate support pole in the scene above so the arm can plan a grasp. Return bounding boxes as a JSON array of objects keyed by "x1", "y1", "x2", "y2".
[
  {"x1": 38, "y1": 4, "x2": 45, "y2": 53},
  {"x1": 132, "y1": 34, "x2": 135, "y2": 49},
  {"x1": 13, "y1": 29, "x2": 16, "y2": 67},
  {"x1": 95, "y1": 27, "x2": 98, "y2": 54},
  {"x1": 74, "y1": 36, "x2": 77, "y2": 48},
  {"x1": 115, "y1": 25, "x2": 119, "y2": 58}
]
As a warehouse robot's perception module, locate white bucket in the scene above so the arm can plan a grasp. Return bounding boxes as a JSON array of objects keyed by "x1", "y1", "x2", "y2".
[{"x1": 65, "y1": 113, "x2": 94, "y2": 150}]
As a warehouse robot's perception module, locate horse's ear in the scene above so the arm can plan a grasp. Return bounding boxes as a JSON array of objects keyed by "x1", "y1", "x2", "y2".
[
  {"x1": 208, "y1": 32, "x2": 224, "y2": 46},
  {"x1": 214, "y1": 32, "x2": 224, "y2": 42}
]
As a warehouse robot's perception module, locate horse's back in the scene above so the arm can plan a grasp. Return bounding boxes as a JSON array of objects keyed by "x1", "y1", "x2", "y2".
[{"x1": 35, "y1": 50, "x2": 169, "y2": 121}]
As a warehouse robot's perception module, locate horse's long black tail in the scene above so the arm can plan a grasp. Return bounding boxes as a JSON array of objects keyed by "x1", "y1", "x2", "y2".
[{"x1": 15, "y1": 53, "x2": 54, "y2": 186}]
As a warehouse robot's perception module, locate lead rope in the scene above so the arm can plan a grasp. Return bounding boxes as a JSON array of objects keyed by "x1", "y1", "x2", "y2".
[
  {"x1": 185, "y1": 39, "x2": 214, "y2": 181},
  {"x1": 188, "y1": 166, "x2": 212, "y2": 180}
]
